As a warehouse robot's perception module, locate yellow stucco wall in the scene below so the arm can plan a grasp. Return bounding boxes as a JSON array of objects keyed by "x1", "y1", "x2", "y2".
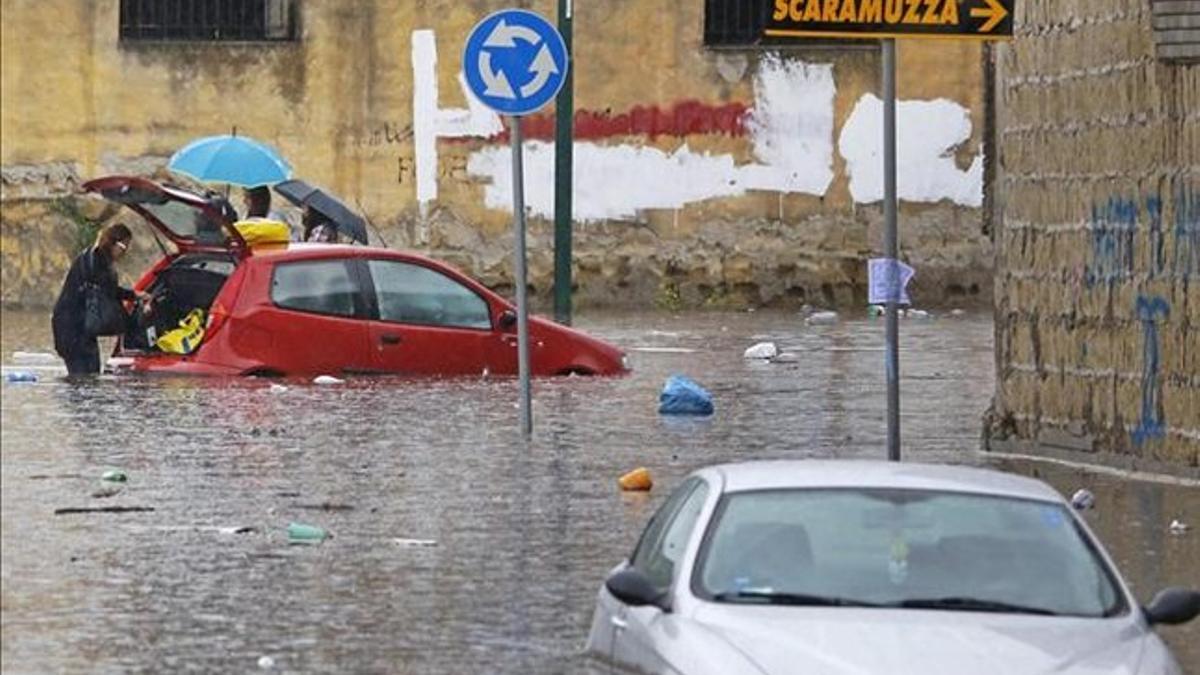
[{"x1": 2, "y1": 0, "x2": 987, "y2": 308}]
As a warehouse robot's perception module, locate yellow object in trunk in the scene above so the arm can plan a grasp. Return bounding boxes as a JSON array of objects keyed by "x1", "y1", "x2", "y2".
[{"x1": 156, "y1": 308, "x2": 207, "y2": 354}]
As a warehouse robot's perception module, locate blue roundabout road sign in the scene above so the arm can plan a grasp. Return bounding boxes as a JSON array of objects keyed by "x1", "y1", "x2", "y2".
[{"x1": 462, "y1": 9, "x2": 569, "y2": 116}]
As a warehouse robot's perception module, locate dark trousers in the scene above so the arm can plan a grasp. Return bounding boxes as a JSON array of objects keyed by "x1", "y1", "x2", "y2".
[{"x1": 63, "y1": 340, "x2": 100, "y2": 376}]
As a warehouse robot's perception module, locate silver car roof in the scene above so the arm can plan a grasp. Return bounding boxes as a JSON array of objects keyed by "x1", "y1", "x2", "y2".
[{"x1": 701, "y1": 460, "x2": 1064, "y2": 503}]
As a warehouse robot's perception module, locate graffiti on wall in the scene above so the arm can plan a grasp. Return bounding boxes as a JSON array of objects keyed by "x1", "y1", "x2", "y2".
[
  {"x1": 1085, "y1": 197, "x2": 1137, "y2": 287},
  {"x1": 408, "y1": 29, "x2": 983, "y2": 221},
  {"x1": 1086, "y1": 180, "x2": 1200, "y2": 286},
  {"x1": 1132, "y1": 295, "x2": 1169, "y2": 445},
  {"x1": 1173, "y1": 180, "x2": 1199, "y2": 280}
]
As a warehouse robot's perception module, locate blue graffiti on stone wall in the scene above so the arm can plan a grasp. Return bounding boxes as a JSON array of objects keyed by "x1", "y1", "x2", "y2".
[
  {"x1": 1173, "y1": 182, "x2": 1199, "y2": 281},
  {"x1": 1146, "y1": 195, "x2": 1164, "y2": 277},
  {"x1": 1132, "y1": 295, "x2": 1169, "y2": 446},
  {"x1": 1085, "y1": 182, "x2": 1199, "y2": 285},
  {"x1": 1085, "y1": 197, "x2": 1137, "y2": 287}
]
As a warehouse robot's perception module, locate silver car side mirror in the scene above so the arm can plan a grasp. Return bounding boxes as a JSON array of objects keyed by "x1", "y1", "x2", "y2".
[
  {"x1": 1144, "y1": 588, "x2": 1200, "y2": 626},
  {"x1": 606, "y1": 568, "x2": 671, "y2": 612}
]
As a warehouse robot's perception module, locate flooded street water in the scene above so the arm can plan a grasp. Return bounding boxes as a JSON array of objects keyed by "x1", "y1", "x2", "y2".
[{"x1": 2, "y1": 308, "x2": 1196, "y2": 673}]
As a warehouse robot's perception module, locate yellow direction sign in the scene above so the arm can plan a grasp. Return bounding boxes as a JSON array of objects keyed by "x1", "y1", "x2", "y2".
[{"x1": 766, "y1": 0, "x2": 1014, "y2": 40}]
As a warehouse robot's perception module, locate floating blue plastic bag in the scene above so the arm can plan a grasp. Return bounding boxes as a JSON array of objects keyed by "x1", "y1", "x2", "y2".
[
  {"x1": 658, "y1": 375, "x2": 714, "y2": 416},
  {"x1": 4, "y1": 371, "x2": 38, "y2": 383}
]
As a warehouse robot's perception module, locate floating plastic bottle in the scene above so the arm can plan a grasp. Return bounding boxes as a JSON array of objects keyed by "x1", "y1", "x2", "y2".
[
  {"x1": 287, "y1": 522, "x2": 328, "y2": 544},
  {"x1": 101, "y1": 469, "x2": 128, "y2": 483}
]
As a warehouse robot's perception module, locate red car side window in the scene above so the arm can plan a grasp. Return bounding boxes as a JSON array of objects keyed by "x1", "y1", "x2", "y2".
[
  {"x1": 366, "y1": 259, "x2": 490, "y2": 329},
  {"x1": 271, "y1": 260, "x2": 360, "y2": 317}
]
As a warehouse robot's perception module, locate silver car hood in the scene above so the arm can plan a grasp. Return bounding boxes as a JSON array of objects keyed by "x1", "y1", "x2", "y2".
[{"x1": 689, "y1": 605, "x2": 1149, "y2": 675}]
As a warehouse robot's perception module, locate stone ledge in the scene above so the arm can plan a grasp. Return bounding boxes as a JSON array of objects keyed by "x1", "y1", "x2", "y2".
[{"x1": 984, "y1": 437, "x2": 1200, "y2": 481}]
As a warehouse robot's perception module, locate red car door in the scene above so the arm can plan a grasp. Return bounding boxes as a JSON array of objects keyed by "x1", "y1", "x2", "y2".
[
  {"x1": 237, "y1": 256, "x2": 372, "y2": 376},
  {"x1": 360, "y1": 258, "x2": 493, "y2": 376}
]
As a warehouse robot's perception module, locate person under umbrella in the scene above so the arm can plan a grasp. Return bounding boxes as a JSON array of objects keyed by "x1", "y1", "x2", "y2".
[
  {"x1": 241, "y1": 186, "x2": 289, "y2": 223},
  {"x1": 302, "y1": 207, "x2": 338, "y2": 243}
]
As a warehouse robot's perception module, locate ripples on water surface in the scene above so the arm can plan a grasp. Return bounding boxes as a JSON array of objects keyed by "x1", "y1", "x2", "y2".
[{"x1": 1, "y1": 309, "x2": 1196, "y2": 672}]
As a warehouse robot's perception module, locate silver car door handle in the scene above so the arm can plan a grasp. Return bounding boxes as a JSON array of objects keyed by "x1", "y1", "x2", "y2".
[{"x1": 610, "y1": 616, "x2": 628, "y2": 629}]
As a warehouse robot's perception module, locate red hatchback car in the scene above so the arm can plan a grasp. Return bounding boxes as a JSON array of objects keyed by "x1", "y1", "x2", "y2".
[{"x1": 84, "y1": 176, "x2": 629, "y2": 378}]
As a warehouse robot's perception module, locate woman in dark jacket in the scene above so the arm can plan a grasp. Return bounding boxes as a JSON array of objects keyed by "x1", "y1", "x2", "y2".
[{"x1": 51, "y1": 223, "x2": 148, "y2": 376}]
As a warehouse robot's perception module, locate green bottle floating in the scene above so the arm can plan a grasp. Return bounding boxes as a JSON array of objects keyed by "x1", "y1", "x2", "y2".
[
  {"x1": 287, "y1": 522, "x2": 327, "y2": 544},
  {"x1": 101, "y1": 469, "x2": 128, "y2": 483}
]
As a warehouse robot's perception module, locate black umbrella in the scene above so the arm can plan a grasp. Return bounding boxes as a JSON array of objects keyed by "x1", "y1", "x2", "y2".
[{"x1": 273, "y1": 179, "x2": 369, "y2": 244}]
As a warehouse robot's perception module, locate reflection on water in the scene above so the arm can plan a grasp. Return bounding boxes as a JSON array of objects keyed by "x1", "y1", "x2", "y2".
[{"x1": 2, "y1": 308, "x2": 1196, "y2": 672}]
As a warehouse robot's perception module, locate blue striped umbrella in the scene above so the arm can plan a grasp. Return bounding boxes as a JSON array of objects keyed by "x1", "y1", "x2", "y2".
[{"x1": 168, "y1": 135, "x2": 293, "y2": 188}]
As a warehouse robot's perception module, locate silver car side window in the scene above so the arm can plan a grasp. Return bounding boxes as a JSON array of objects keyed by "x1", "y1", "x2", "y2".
[{"x1": 632, "y1": 479, "x2": 710, "y2": 589}]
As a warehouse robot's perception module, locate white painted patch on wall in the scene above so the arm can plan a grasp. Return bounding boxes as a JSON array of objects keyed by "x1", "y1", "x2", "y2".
[
  {"x1": 838, "y1": 95, "x2": 983, "y2": 207},
  {"x1": 466, "y1": 58, "x2": 836, "y2": 221},
  {"x1": 742, "y1": 57, "x2": 835, "y2": 196},
  {"x1": 411, "y1": 29, "x2": 503, "y2": 212},
  {"x1": 468, "y1": 142, "x2": 748, "y2": 220},
  {"x1": 410, "y1": 29, "x2": 982, "y2": 218}
]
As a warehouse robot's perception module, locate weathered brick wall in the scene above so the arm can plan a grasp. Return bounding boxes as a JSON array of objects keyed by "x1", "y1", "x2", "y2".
[{"x1": 987, "y1": 0, "x2": 1200, "y2": 471}]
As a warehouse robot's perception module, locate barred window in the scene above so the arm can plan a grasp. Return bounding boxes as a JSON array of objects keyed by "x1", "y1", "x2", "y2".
[
  {"x1": 704, "y1": 0, "x2": 768, "y2": 46},
  {"x1": 119, "y1": 0, "x2": 297, "y2": 42}
]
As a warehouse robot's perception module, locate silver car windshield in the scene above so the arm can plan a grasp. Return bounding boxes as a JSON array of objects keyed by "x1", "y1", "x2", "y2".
[{"x1": 694, "y1": 489, "x2": 1125, "y2": 618}]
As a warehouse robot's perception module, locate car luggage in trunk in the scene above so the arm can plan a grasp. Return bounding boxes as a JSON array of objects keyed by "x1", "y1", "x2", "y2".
[{"x1": 121, "y1": 253, "x2": 236, "y2": 354}]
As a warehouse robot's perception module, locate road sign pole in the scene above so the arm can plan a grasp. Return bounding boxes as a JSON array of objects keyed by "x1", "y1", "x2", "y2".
[
  {"x1": 883, "y1": 38, "x2": 900, "y2": 462},
  {"x1": 511, "y1": 115, "x2": 533, "y2": 437},
  {"x1": 553, "y1": 0, "x2": 574, "y2": 326},
  {"x1": 463, "y1": 9, "x2": 569, "y2": 437}
]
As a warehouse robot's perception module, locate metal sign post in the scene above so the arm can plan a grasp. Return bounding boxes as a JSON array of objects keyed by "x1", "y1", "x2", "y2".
[
  {"x1": 762, "y1": 1, "x2": 1015, "y2": 461},
  {"x1": 553, "y1": 0, "x2": 575, "y2": 326},
  {"x1": 510, "y1": 116, "x2": 533, "y2": 434},
  {"x1": 882, "y1": 38, "x2": 900, "y2": 462},
  {"x1": 464, "y1": 9, "x2": 570, "y2": 437}
]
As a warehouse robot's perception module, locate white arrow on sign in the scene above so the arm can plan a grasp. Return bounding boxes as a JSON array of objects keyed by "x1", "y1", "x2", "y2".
[
  {"x1": 519, "y1": 44, "x2": 559, "y2": 98},
  {"x1": 484, "y1": 19, "x2": 542, "y2": 48},
  {"x1": 480, "y1": 51, "x2": 516, "y2": 99}
]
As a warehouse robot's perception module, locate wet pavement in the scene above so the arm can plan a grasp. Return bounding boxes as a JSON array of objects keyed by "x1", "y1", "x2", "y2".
[{"x1": 1, "y1": 308, "x2": 1196, "y2": 673}]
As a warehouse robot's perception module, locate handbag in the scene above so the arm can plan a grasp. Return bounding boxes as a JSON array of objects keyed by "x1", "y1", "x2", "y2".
[{"x1": 82, "y1": 251, "x2": 128, "y2": 337}]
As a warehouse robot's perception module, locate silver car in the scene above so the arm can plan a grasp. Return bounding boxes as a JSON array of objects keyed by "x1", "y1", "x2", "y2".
[{"x1": 586, "y1": 461, "x2": 1199, "y2": 674}]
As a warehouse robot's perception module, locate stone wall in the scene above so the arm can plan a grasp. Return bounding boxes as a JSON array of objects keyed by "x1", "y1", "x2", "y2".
[
  {"x1": 2, "y1": 0, "x2": 991, "y2": 310},
  {"x1": 987, "y1": 0, "x2": 1200, "y2": 471}
]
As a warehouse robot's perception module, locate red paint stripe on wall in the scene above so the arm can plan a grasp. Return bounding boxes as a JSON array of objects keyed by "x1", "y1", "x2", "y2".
[{"x1": 481, "y1": 100, "x2": 749, "y2": 142}]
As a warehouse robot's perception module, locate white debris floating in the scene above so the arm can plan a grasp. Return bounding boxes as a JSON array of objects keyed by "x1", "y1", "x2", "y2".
[
  {"x1": 1169, "y1": 519, "x2": 1189, "y2": 535},
  {"x1": 743, "y1": 342, "x2": 779, "y2": 360},
  {"x1": 312, "y1": 375, "x2": 344, "y2": 385},
  {"x1": 1070, "y1": 489, "x2": 1095, "y2": 510},
  {"x1": 393, "y1": 538, "x2": 439, "y2": 547},
  {"x1": 806, "y1": 311, "x2": 839, "y2": 325},
  {"x1": 268, "y1": 383, "x2": 289, "y2": 393}
]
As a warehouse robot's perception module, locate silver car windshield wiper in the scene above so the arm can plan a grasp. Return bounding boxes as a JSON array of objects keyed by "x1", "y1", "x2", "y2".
[
  {"x1": 711, "y1": 590, "x2": 880, "y2": 607},
  {"x1": 895, "y1": 596, "x2": 1059, "y2": 616}
]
